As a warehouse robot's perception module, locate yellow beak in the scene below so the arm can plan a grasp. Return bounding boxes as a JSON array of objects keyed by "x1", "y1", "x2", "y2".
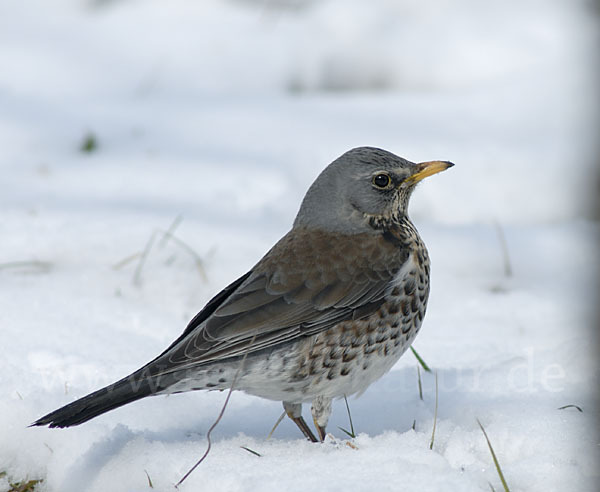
[{"x1": 406, "y1": 160, "x2": 454, "y2": 184}]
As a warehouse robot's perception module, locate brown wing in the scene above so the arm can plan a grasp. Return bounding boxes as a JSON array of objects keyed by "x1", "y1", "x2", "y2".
[{"x1": 156, "y1": 227, "x2": 410, "y2": 372}]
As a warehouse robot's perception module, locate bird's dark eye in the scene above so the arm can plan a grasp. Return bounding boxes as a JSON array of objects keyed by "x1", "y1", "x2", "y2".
[{"x1": 372, "y1": 172, "x2": 391, "y2": 189}]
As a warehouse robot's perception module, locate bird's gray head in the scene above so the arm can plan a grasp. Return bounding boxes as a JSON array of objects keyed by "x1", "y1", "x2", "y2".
[{"x1": 294, "y1": 147, "x2": 453, "y2": 234}]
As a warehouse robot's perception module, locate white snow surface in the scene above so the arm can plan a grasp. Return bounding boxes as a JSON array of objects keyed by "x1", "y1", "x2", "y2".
[{"x1": 1, "y1": 0, "x2": 599, "y2": 491}]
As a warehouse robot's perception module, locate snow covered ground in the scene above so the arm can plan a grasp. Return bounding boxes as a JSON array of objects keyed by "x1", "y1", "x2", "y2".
[{"x1": 1, "y1": 0, "x2": 599, "y2": 491}]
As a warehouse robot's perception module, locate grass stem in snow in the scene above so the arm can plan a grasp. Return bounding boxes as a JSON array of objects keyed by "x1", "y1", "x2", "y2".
[
  {"x1": 429, "y1": 371, "x2": 438, "y2": 450},
  {"x1": 158, "y1": 215, "x2": 183, "y2": 248},
  {"x1": 240, "y1": 446, "x2": 262, "y2": 457},
  {"x1": 338, "y1": 394, "x2": 356, "y2": 438},
  {"x1": 176, "y1": 334, "x2": 257, "y2": 488},
  {"x1": 557, "y1": 404, "x2": 583, "y2": 412},
  {"x1": 133, "y1": 231, "x2": 158, "y2": 285},
  {"x1": 477, "y1": 418, "x2": 511, "y2": 492},
  {"x1": 267, "y1": 411, "x2": 286, "y2": 440},
  {"x1": 144, "y1": 470, "x2": 153, "y2": 488}
]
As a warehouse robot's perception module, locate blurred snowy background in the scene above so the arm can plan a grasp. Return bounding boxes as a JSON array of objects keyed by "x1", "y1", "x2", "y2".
[{"x1": 1, "y1": 0, "x2": 599, "y2": 491}]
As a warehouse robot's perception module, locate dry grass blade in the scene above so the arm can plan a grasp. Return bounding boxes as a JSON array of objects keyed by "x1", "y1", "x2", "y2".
[
  {"x1": 477, "y1": 418, "x2": 511, "y2": 492},
  {"x1": 114, "y1": 217, "x2": 179, "y2": 272},
  {"x1": 133, "y1": 231, "x2": 158, "y2": 285},
  {"x1": 112, "y1": 252, "x2": 142, "y2": 270},
  {"x1": 176, "y1": 379, "x2": 236, "y2": 486},
  {"x1": 176, "y1": 334, "x2": 257, "y2": 488},
  {"x1": 119, "y1": 216, "x2": 207, "y2": 284},
  {"x1": 429, "y1": 371, "x2": 438, "y2": 450},
  {"x1": 410, "y1": 346, "x2": 431, "y2": 372},
  {"x1": 158, "y1": 230, "x2": 207, "y2": 281},
  {"x1": 0, "y1": 260, "x2": 53, "y2": 274},
  {"x1": 267, "y1": 411, "x2": 286, "y2": 440},
  {"x1": 158, "y1": 215, "x2": 183, "y2": 248}
]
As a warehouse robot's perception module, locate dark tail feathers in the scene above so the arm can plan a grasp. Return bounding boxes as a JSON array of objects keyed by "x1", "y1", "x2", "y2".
[{"x1": 32, "y1": 367, "x2": 178, "y2": 428}]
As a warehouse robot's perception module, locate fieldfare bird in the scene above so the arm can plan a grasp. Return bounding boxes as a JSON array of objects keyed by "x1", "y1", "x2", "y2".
[{"x1": 33, "y1": 147, "x2": 453, "y2": 442}]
